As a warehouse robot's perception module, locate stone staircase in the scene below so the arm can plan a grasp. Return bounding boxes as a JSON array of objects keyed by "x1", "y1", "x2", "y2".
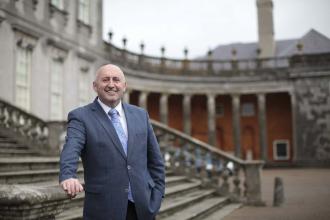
[
  {"x1": 0, "y1": 98, "x2": 263, "y2": 219},
  {"x1": 0, "y1": 148, "x2": 241, "y2": 220}
]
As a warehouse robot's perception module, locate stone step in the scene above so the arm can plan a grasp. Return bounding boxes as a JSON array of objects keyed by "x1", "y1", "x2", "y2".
[
  {"x1": 166, "y1": 175, "x2": 188, "y2": 187},
  {"x1": 55, "y1": 181, "x2": 215, "y2": 220},
  {"x1": 158, "y1": 189, "x2": 216, "y2": 219},
  {"x1": 0, "y1": 157, "x2": 60, "y2": 172},
  {"x1": 55, "y1": 206, "x2": 83, "y2": 220},
  {"x1": 202, "y1": 203, "x2": 242, "y2": 220},
  {"x1": 0, "y1": 168, "x2": 84, "y2": 184},
  {"x1": 0, "y1": 142, "x2": 28, "y2": 148},
  {"x1": 0, "y1": 148, "x2": 38, "y2": 157},
  {"x1": 161, "y1": 196, "x2": 229, "y2": 220},
  {"x1": 165, "y1": 179, "x2": 201, "y2": 198}
]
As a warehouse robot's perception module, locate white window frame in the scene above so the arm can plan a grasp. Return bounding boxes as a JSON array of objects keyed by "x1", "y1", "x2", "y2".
[
  {"x1": 241, "y1": 102, "x2": 255, "y2": 117},
  {"x1": 15, "y1": 46, "x2": 32, "y2": 111},
  {"x1": 216, "y1": 103, "x2": 224, "y2": 117},
  {"x1": 79, "y1": 68, "x2": 90, "y2": 106},
  {"x1": 273, "y1": 140, "x2": 290, "y2": 160},
  {"x1": 78, "y1": 0, "x2": 90, "y2": 24},
  {"x1": 51, "y1": 0, "x2": 64, "y2": 10},
  {"x1": 50, "y1": 58, "x2": 64, "y2": 120}
]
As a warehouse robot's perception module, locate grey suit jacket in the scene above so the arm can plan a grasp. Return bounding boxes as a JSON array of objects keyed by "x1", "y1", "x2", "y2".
[{"x1": 59, "y1": 98, "x2": 165, "y2": 220}]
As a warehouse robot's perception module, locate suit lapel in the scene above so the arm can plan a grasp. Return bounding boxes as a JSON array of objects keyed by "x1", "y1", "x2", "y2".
[
  {"x1": 90, "y1": 99, "x2": 127, "y2": 160},
  {"x1": 123, "y1": 103, "x2": 135, "y2": 159}
]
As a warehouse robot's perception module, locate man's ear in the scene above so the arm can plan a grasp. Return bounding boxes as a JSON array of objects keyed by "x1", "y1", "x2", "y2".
[
  {"x1": 123, "y1": 82, "x2": 127, "y2": 92},
  {"x1": 92, "y1": 81, "x2": 97, "y2": 92}
]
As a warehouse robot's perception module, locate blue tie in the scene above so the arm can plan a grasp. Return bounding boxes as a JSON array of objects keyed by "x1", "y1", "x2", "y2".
[{"x1": 108, "y1": 109, "x2": 134, "y2": 202}]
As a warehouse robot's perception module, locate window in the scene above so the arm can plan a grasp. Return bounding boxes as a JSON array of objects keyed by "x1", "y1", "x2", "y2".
[
  {"x1": 50, "y1": 58, "x2": 63, "y2": 120},
  {"x1": 273, "y1": 140, "x2": 290, "y2": 160},
  {"x1": 241, "y1": 102, "x2": 255, "y2": 116},
  {"x1": 216, "y1": 103, "x2": 224, "y2": 117},
  {"x1": 79, "y1": 68, "x2": 90, "y2": 106},
  {"x1": 51, "y1": 0, "x2": 63, "y2": 10},
  {"x1": 15, "y1": 46, "x2": 32, "y2": 111},
  {"x1": 78, "y1": 0, "x2": 90, "y2": 24}
]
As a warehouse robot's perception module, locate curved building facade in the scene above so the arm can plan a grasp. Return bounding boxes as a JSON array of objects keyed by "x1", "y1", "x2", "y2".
[{"x1": 0, "y1": 0, "x2": 329, "y2": 166}]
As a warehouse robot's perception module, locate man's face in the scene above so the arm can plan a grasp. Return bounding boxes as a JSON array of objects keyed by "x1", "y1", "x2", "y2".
[{"x1": 93, "y1": 65, "x2": 127, "y2": 108}]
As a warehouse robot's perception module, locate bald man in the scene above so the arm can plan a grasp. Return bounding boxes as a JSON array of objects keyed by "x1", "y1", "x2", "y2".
[{"x1": 59, "y1": 64, "x2": 165, "y2": 220}]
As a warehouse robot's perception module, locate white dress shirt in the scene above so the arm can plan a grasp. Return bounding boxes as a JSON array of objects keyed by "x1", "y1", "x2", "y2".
[{"x1": 97, "y1": 98, "x2": 128, "y2": 137}]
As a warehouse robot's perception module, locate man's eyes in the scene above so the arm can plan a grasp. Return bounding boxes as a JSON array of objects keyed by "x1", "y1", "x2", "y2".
[{"x1": 102, "y1": 77, "x2": 120, "y2": 82}]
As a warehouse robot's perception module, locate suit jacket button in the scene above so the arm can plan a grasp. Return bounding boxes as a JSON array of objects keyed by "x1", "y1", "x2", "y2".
[
  {"x1": 125, "y1": 188, "x2": 129, "y2": 192},
  {"x1": 127, "y1": 165, "x2": 131, "y2": 170}
]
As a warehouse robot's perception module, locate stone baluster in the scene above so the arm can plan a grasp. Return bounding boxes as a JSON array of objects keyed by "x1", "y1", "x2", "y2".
[
  {"x1": 186, "y1": 143, "x2": 196, "y2": 178},
  {"x1": 217, "y1": 160, "x2": 230, "y2": 196},
  {"x1": 0, "y1": 102, "x2": 5, "y2": 125},
  {"x1": 232, "y1": 163, "x2": 242, "y2": 202},
  {"x1": 200, "y1": 149, "x2": 210, "y2": 187}
]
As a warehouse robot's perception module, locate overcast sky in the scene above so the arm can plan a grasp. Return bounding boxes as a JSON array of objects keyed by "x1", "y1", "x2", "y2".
[{"x1": 103, "y1": 0, "x2": 330, "y2": 59}]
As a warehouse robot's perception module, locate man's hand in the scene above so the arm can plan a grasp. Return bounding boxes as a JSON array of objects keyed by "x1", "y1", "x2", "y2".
[{"x1": 60, "y1": 178, "x2": 84, "y2": 198}]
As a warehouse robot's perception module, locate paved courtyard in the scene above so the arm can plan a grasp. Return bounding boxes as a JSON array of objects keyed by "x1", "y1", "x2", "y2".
[{"x1": 224, "y1": 168, "x2": 330, "y2": 220}]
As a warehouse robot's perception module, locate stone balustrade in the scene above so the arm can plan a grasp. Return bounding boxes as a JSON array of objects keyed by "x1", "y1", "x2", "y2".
[
  {"x1": 0, "y1": 98, "x2": 264, "y2": 219},
  {"x1": 105, "y1": 42, "x2": 290, "y2": 75},
  {"x1": 151, "y1": 119, "x2": 264, "y2": 205},
  {"x1": 0, "y1": 99, "x2": 66, "y2": 155}
]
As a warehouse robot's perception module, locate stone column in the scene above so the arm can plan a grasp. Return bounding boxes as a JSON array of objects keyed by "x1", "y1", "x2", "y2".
[
  {"x1": 123, "y1": 89, "x2": 130, "y2": 103},
  {"x1": 160, "y1": 93, "x2": 169, "y2": 125},
  {"x1": 290, "y1": 91, "x2": 298, "y2": 162},
  {"x1": 138, "y1": 91, "x2": 148, "y2": 109},
  {"x1": 207, "y1": 94, "x2": 216, "y2": 146},
  {"x1": 231, "y1": 94, "x2": 241, "y2": 158},
  {"x1": 257, "y1": 93, "x2": 268, "y2": 161},
  {"x1": 183, "y1": 94, "x2": 192, "y2": 135}
]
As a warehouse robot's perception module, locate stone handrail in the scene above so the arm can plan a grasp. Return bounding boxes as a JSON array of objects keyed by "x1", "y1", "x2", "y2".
[
  {"x1": 0, "y1": 184, "x2": 70, "y2": 219},
  {"x1": 106, "y1": 42, "x2": 289, "y2": 75},
  {"x1": 0, "y1": 99, "x2": 48, "y2": 151},
  {"x1": 0, "y1": 99, "x2": 66, "y2": 155},
  {"x1": 151, "y1": 119, "x2": 264, "y2": 205}
]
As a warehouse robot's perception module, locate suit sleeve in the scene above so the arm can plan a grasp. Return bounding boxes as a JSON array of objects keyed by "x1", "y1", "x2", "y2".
[
  {"x1": 146, "y1": 111, "x2": 166, "y2": 197},
  {"x1": 59, "y1": 110, "x2": 86, "y2": 183}
]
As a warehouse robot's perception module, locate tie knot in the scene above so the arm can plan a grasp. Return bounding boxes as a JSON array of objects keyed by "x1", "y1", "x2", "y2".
[{"x1": 108, "y1": 109, "x2": 119, "y2": 119}]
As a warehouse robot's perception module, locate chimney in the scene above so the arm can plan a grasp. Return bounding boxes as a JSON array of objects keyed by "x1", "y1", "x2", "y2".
[{"x1": 257, "y1": 0, "x2": 275, "y2": 58}]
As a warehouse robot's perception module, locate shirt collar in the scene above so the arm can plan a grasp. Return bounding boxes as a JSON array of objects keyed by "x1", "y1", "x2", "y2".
[{"x1": 97, "y1": 98, "x2": 124, "y2": 117}]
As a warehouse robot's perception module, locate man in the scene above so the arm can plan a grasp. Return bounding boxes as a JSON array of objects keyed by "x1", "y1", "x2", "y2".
[{"x1": 59, "y1": 64, "x2": 165, "y2": 220}]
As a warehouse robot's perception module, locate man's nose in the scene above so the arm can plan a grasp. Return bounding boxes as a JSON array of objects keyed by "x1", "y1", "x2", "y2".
[{"x1": 107, "y1": 79, "x2": 115, "y2": 87}]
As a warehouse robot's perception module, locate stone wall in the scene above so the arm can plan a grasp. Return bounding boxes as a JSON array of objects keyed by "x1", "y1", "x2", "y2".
[{"x1": 294, "y1": 72, "x2": 330, "y2": 165}]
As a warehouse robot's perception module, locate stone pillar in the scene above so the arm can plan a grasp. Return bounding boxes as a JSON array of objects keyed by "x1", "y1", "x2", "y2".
[
  {"x1": 207, "y1": 94, "x2": 216, "y2": 146},
  {"x1": 244, "y1": 161, "x2": 265, "y2": 206},
  {"x1": 138, "y1": 91, "x2": 148, "y2": 109},
  {"x1": 289, "y1": 91, "x2": 298, "y2": 162},
  {"x1": 160, "y1": 93, "x2": 169, "y2": 125},
  {"x1": 47, "y1": 121, "x2": 67, "y2": 155},
  {"x1": 123, "y1": 90, "x2": 130, "y2": 104},
  {"x1": 183, "y1": 94, "x2": 192, "y2": 135},
  {"x1": 257, "y1": 93, "x2": 268, "y2": 161},
  {"x1": 231, "y1": 94, "x2": 241, "y2": 158}
]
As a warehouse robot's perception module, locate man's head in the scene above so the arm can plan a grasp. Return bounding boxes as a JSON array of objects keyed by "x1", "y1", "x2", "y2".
[{"x1": 93, "y1": 64, "x2": 127, "y2": 108}]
